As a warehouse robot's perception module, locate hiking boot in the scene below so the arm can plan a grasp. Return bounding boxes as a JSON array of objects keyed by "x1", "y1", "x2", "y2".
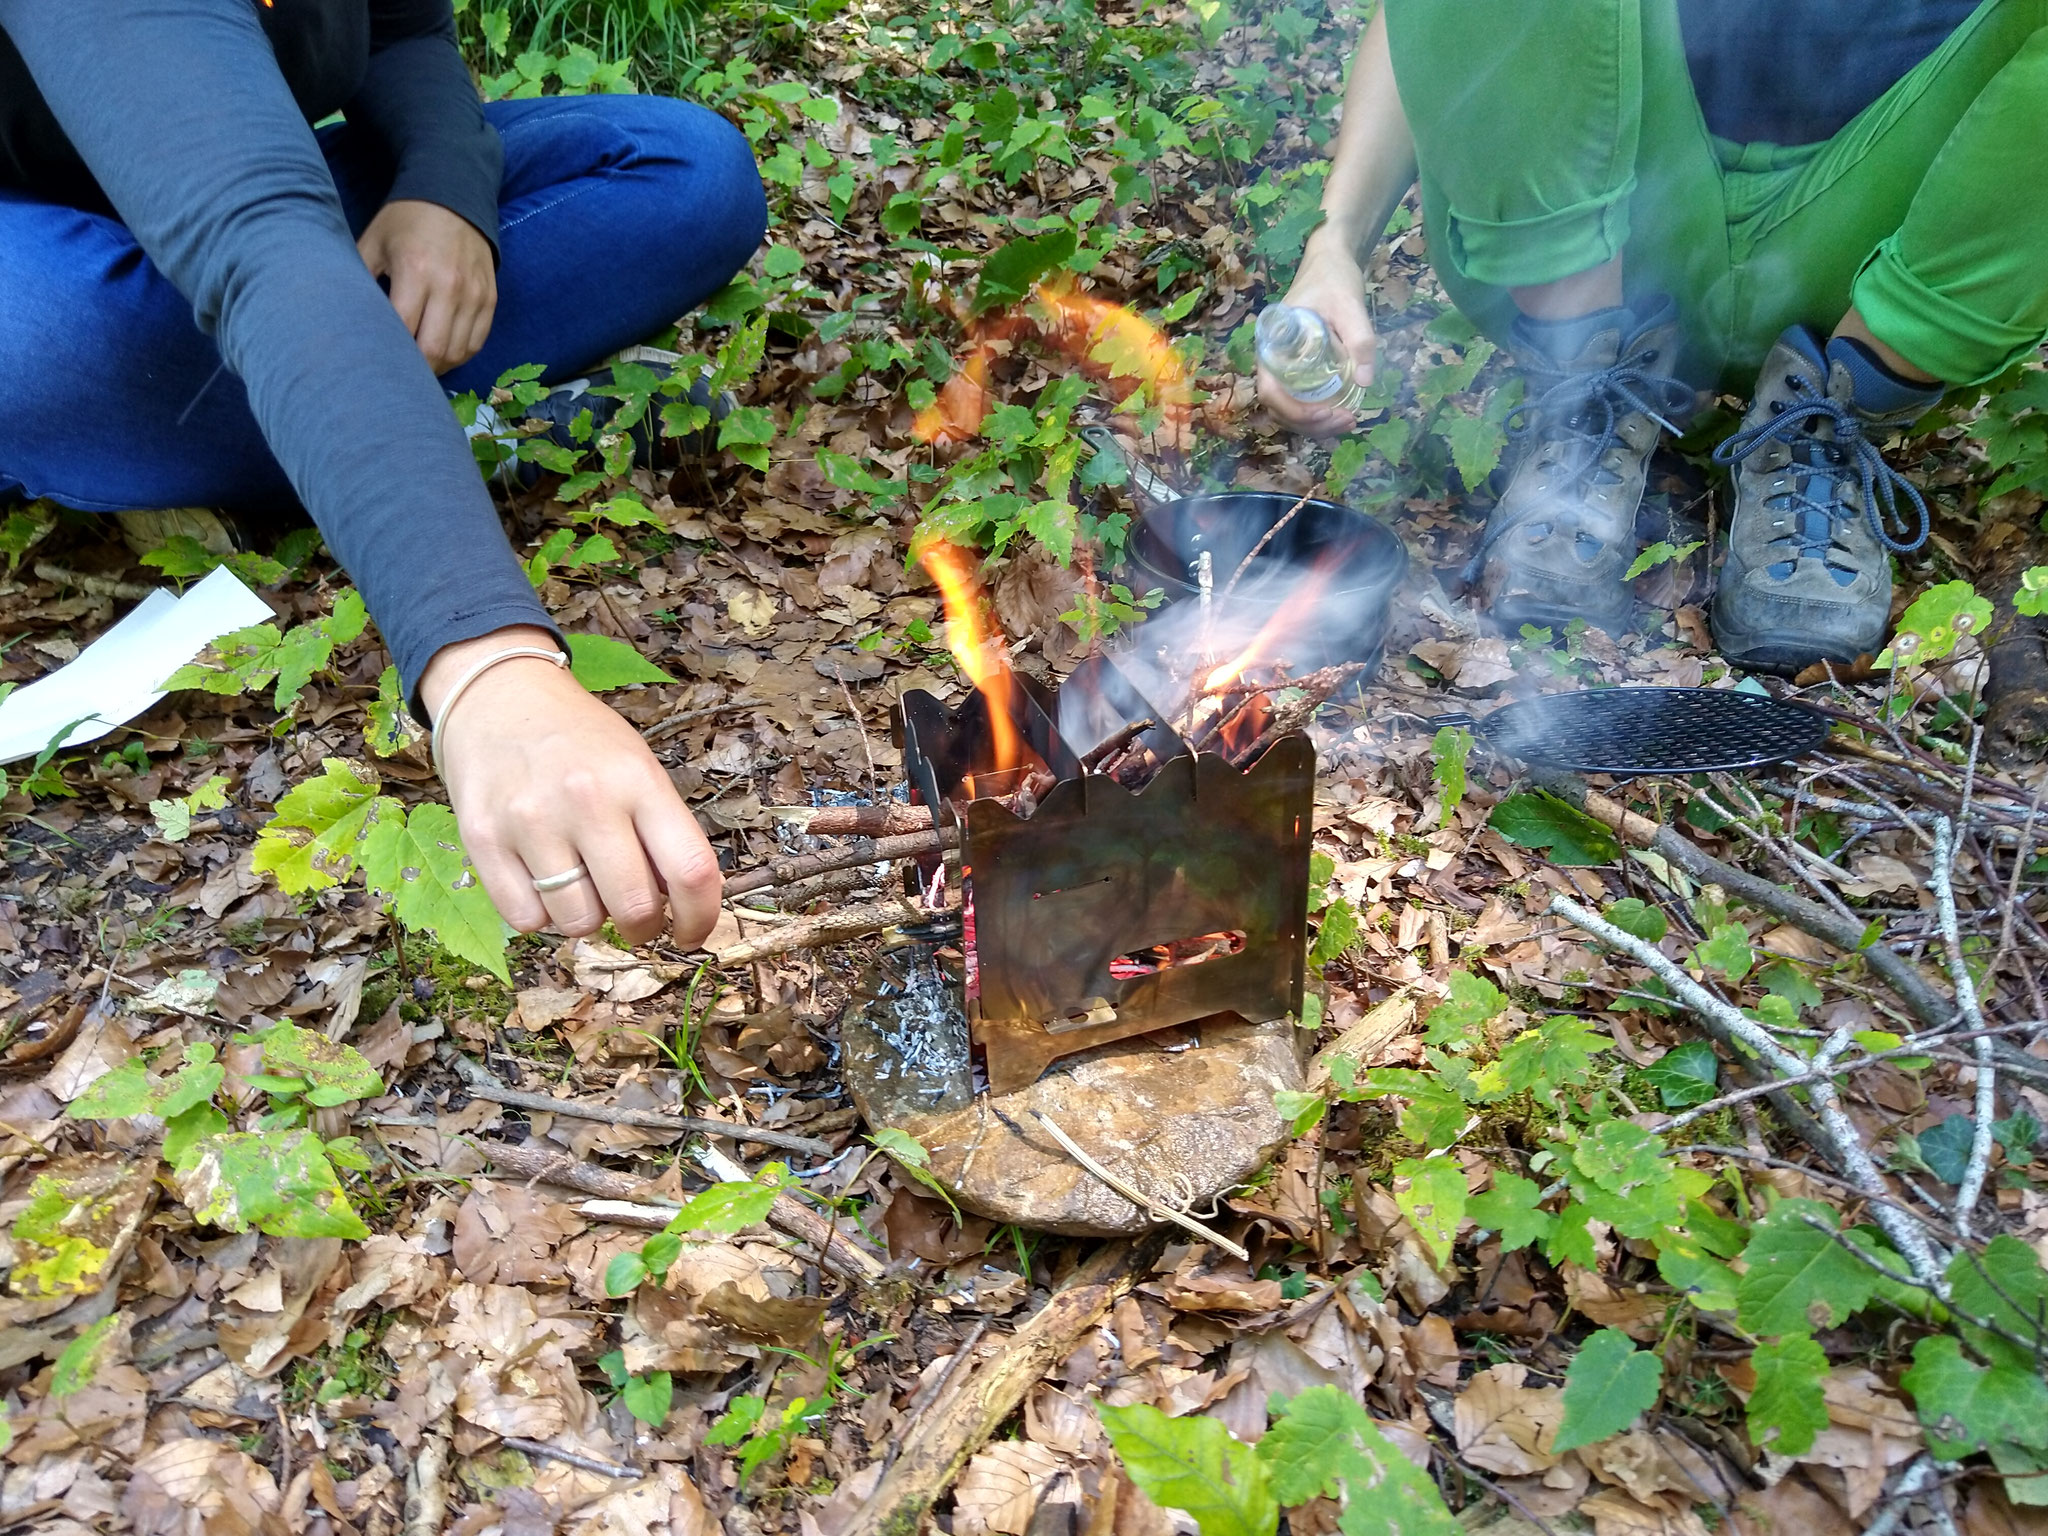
[
  {"x1": 1473, "y1": 296, "x2": 1695, "y2": 636},
  {"x1": 115, "y1": 507, "x2": 241, "y2": 560},
  {"x1": 1711, "y1": 327, "x2": 1941, "y2": 673}
]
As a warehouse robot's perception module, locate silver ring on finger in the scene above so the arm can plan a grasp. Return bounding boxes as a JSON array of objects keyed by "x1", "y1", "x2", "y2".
[{"x1": 531, "y1": 862, "x2": 590, "y2": 894}]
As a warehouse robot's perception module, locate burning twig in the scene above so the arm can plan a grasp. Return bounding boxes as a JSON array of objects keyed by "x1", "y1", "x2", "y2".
[
  {"x1": 1080, "y1": 718, "x2": 1157, "y2": 772},
  {"x1": 723, "y1": 826, "x2": 959, "y2": 898}
]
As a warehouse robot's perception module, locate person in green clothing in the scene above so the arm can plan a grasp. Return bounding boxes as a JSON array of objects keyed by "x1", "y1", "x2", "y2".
[{"x1": 1259, "y1": 0, "x2": 2044, "y2": 674}]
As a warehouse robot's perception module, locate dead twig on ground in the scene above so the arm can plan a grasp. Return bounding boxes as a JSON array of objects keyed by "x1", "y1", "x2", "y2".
[
  {"x1": 846, "y1": 1234, "x2": 1166, "y2": 1536},
  {"x1": 1550, "y1": 895, "x2": 1948, "y2": 1288},
  {"x1": 1931, "y1": 816, "x2": 1998, "y2": 1241},
  {"x1": 695, "y1": 1141, "x2": 888, "y2": 1285},
  {"x1": 455, "y1": 1078, "x2": 834, "y2": 1158},
  {"x1": 501, "y1": 1436, "x2": 639, "y2": 1479},
  {"x1": 463, "y1": 1139, "x2": 888, "y2": 1285},
  {"x1": 1022, "y1": 1108, "x2": 1248, "y2": 1259},
  {"x1": 404, "y1": 1408, "x2": 454, "y2": 1536}
]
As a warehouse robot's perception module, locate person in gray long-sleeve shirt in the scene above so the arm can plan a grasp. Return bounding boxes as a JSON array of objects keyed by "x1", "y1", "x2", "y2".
[{"x1": 0, "y1": 0, "x2": 768, "y2": 949}]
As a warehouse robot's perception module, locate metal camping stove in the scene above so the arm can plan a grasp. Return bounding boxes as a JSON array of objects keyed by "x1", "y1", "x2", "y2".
[{"x1": 893, "y1": 654, "x2": 1315, "y2": 1096}]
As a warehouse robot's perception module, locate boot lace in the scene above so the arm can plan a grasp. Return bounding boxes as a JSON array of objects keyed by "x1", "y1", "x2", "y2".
[
  {"x1": 1711, "y1": 378, "x2": 1930, "y2": 561},
  {"x1": 1503, "y1": 343, "x2": 1694, "y2": 490}
]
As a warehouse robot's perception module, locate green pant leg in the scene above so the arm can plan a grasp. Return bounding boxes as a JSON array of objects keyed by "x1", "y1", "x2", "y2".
[
  {"x1": 1714, "y1": 0, "x2": 2048, "y2": 385},
  {"x1": 1857, "y1": 11, "x2": 2048, "y2": 382},
  {"x1": 1390, "y1": 0, "x2": 1731, "y2": 378},
  {"x1": 1386, "y1": 0, "x2": 1643, "y2": 289}
]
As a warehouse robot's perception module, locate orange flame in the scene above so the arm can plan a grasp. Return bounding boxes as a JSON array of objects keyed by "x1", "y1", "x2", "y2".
[
  {"x1": 912, "y1": 279, "x2": 1192, "y2": 448},
  {"x1": 1200, "y1": 560, "x2": 1338, "y2": 694},
  {"x1": 918, "y1": 541, "x2": 1024, "y2": 772}
]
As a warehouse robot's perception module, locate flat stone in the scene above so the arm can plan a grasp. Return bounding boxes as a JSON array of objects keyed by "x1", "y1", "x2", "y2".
[{"x1": 841, "y1": 955, "x2": 1301, "y2": 1236}]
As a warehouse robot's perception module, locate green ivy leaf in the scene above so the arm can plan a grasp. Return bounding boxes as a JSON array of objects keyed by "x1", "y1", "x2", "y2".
[
  {"x1": 1601, "y1": 897, "x2": 1668, "y2": 944},
  {"x1": 1878, "y1": 579, "x2": 1993, "y2": 667},
  {"x1": 1691, "y1": 923, "x2": 1754, "y2": 982},
  {"x1": 1256, "y1": 1385, "x2": 1457, "y2": 1536},
  {"x1": 622, "y1": 1370, "x2": 674, "y2": 1428},
  {"x1": 359, "y1": 803, "x2": 510, "y2": 983},
  {"x1": 1748, "y1": 1335, "x2": 1830, "y2": 1456},
  {"x1": 1097, "y1": 1402, "x2": 1276, "y2": 1536},
  {"x1": 665, "y1": 1168, "x2": 786, "y2": 1235},
  {"x1": 1735, "y1": 1198, "x2": 1881, "y2": 1337},
  {"x1": 1467, "y1": 1173, "x2": 1554, "y2": 1252},
  {"x1": 1948, "y1": 1236, "x2": 2048, "y2": 1371},
  {"x1": 1420, "y1": 969, "x2": 1503, "y2": 1048},
  {"x1": 1554, "y1": 1329, "x2": 1662, "y2": 1451},
  {"x1": 1901, "y1": 1335, "x2": 2048, "y2": 1459},
  {"x1": 172, "y1": 1129, "x2": 370, "y2": 1240},
  {"x1": 1487, "y1": 791, "x2": 1622, "y2": 866},
  {"x1": 973, "y1": 229, "x2": 1079, "y2": 316},
  {"x1": 566, "y1": 633, "x2": 670, "y2": 691},
  {"x1": 1644, "y1": 1040, "x2": 1719, "y2": 1108},
  {"x1": 1394, "y1": 1157, "x2": 1465, "y2": 1267},
  {"x1": 1917, "y1": 1114, "x2": 1976, "y2": 1185},
  {"x1": 604, "y1": 1251, "x2": 649, "y2": 1297},
  {"x1": 247, "y1": 1022, "x2": 382, "y2": 1107},
  {"x1": 252, "y1": 758, "x2": 395, "y2": 895}
]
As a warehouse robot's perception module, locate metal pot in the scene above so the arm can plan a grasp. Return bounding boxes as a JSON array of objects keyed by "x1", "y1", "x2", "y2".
[{"x1": 1084, "y1": 427, "x2": 1408, "y2": 673}]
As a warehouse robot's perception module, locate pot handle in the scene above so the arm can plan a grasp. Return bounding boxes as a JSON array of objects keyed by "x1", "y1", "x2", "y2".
[{"x1": 1077, "y1": 424, "x2": 1182, "y2": 506}]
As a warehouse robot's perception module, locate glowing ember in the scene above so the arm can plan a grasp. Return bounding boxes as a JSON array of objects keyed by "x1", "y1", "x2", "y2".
[{"x1": 917, "y1": 540, "x2": 1024, "y2": 772}]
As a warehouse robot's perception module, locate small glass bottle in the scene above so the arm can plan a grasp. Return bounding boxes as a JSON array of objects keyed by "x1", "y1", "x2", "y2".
[{"x1": 1255, "y1": 303, "x2": 1369, "y2": 412}]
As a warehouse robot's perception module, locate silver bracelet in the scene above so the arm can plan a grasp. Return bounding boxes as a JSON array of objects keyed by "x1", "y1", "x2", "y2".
[{"x1": 428, "y1": 645, "x2": 569, "y2": 782}]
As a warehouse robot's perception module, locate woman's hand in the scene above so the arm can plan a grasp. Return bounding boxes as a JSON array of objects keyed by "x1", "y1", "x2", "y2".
[
  {"x1": 1257, "y1": 229, "x2": 1379, "y2": 439},
  {"x1": 422, "y1": 627, "x2": 723, "y2": 950},
  {"x1": 357, "y1": 199, "x2": 498, "y2": 376}
]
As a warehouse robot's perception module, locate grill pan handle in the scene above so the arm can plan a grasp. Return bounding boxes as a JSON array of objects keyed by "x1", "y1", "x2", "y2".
[{"x1": 1078, "y1": 423, "x2": 1182, "y2": 506}]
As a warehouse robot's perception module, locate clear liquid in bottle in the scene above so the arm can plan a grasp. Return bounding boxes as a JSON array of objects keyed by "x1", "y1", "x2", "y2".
[{"x1": 1255, "y1": 303, "x2": 1369, "y2": 412}]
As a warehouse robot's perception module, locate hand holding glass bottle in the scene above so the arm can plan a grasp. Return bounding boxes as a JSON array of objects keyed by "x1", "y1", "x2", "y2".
[{"x1": 1254, "y1": 229, "x2": 1379, "y2": 437}]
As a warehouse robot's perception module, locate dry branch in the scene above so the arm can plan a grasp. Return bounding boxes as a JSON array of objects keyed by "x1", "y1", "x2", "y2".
[
  {"x1": 846, "y1": 1234, "x2": 1166, "y2": 1536},
  {"x1": 696, "y1": 1142, "x2": 889, "y2": 1285},
  {"x1": 715, "y1": 893, "x2": 956, "y2": 966},
  {"x1": 722, "y1": 827, "x2": 959, "y2": 898},
  {"x1": 1549, "y1": 895, "x2": 1947, "y2": 1287},
  {"x1": 772, "y1": 804, "x2": 935, "y2": 837},
  {"x1": 458, "y1": 1080, "x2": 833, "y2": 1158},
  {"x1": 463, "y1": 1140, "x2": 888, "y2": 1285}
]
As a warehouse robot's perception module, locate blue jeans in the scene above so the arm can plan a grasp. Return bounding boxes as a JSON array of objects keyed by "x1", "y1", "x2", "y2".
[{"x1": 0, "y1": 94, "x2": 767, "y2": 514}]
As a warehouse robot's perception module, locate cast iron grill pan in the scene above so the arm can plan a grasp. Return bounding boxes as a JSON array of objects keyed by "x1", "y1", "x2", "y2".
[{"x1": 1437, "y1": 687, "x2": 1831, "y2": 775}]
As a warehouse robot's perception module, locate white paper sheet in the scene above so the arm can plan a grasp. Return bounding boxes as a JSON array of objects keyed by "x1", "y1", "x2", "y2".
[{"x1": 0, "y1": 566, "x2": 277, "y2": 765}]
